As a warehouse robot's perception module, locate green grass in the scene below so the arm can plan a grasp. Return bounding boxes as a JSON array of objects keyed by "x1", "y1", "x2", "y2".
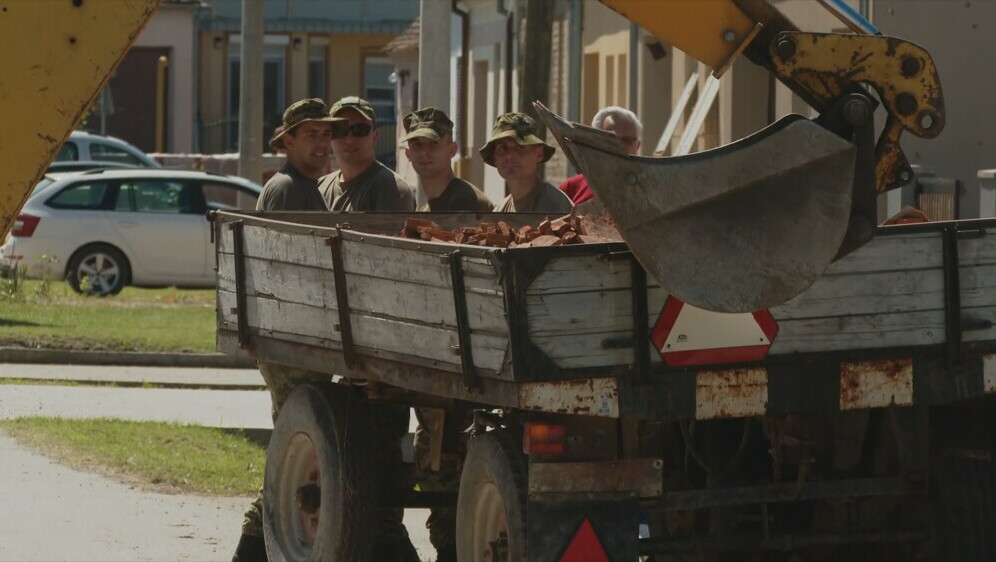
[
  {"x1": 0, "y1": 280, "x2": 216, "y2": 352},
  {"x1": 0, "y1": 417, "x2": 264, "y2": 496}
]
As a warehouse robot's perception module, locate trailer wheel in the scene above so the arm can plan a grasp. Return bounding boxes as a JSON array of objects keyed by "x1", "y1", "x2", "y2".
[
  {"x1": 263, "y1": 383, "x2": 376, "y2": 562},
  {"x1": 456, "y1": 430, "x2": 528, "y2": 562},
  {"x1": 926, "y1": 403, "x2": 996, "y2": 560}
]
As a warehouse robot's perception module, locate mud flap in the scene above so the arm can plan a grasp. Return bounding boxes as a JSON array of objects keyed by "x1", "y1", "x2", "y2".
[{"x1": 527, "y1": 498, "x2": 638, "y2": 562}]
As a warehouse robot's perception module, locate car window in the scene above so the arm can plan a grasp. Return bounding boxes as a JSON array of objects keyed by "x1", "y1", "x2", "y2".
[
  {"x1": 46, "y1": 182, "x2": 111, "y2": 210},
  {"x1": 56, "y1": 142, "x2": 79, "y2": 162},
  {"x1": 116, "y1": 180, "x2": 196, "y2": 214},
  {"x1": 114, "y1": 183, "x2": 135, "y2": 211},
  {"x1": 202, "y1": 182, "x2": 259, "y2": 211},
  {"x1": 90, "y1": 142, "x2": 144, "y2": 166}
]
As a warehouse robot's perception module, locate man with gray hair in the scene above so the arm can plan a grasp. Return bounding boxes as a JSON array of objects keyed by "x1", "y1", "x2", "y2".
[{"x1": 558, "y1": 105, "x2": 643, "y2": 204}]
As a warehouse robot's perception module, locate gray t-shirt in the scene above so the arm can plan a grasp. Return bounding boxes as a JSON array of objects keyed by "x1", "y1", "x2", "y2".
[
  {"x1": 318, "y1": 160, "x2": 416, "y2": 212},
  {"x1": 493, "y1": 180, "x2": 573, "y2": 214},
  {"x1": 256, "y1": 162, "x2": 327, "y2": 211}
]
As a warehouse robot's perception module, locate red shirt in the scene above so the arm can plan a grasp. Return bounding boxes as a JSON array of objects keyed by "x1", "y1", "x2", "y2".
[{"x1": 558, "y1": 174, "x2": 593, "y2": 204}]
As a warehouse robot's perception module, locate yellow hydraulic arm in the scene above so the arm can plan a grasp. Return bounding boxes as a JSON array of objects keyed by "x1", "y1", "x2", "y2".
[{"x1": 0, "y1": 0, "x2": 161, "y2": 239}]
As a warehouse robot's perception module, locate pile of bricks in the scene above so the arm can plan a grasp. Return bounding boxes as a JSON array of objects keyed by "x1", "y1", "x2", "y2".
[{"x1": 399, "y1": 216, "x2": 618, "y2": 248}]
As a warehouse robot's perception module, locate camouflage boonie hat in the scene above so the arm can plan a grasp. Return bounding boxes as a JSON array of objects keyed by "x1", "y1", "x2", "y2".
[
  {"x1": 402, "y1": 107, "x2": 454, "y2": 143},
  {"x1": 269, "y1": 98, "x2": 347, "y2": 150},
  {"x1": 330, "y1": 96, "x2": 377, "y2": 125},
  {"x1": 479, "y1": 112, "x2": 555, "y2": 167}
]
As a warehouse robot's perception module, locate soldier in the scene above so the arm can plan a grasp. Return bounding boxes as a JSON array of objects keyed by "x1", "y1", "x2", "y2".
[
  {"x1": 401, "y1": 106, "x2": 489, "y2": 562},
  {"x1": 559, "y1": 106, "x2": 643, "y2": 205},
  {"x1": 318, "y1": 96, "x2": 416, "y2": 211},
  {"x1": 402, "y1": 106, "x2": 492, "y2": 212},
  {"x1": 480, "y1": 112, "x2": 573, "y2": 214},
  {"x1": 319, "y1": 95, "x2": 420, "y2": 562},
  {"x1": 233, "y1": 98, "x2": 347, "y2": 562}
]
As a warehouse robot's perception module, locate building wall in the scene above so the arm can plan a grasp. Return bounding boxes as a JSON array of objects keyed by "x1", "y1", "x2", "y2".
[
  {"x1": 135, "y1": 4, "x2": 198, "y2": 152},
  {"x1": 199, "y1": 31, "x2": 228, "y2": 153},
  {"x1": 327, "y1": 34, "x2": 399, "y2": 102},
  {"x1": 872, "y1": 0, "x2": 993, "y2": 218}
]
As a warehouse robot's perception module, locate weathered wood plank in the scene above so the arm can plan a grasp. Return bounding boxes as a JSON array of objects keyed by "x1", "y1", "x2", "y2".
[
  {"x1": 527, "y1": 289, "x2": 666, "y2": 337},
  {"x1": 218, "y1": 254, "x2": 508, "y2": 334},
  {"x1": 218, "y1": 290, "x2": 509, "y2": 372},
  {"x1": 961, "y1": 305, "x2": 996, "y2": 343},
  {"x1": 768, "y1": 310, "x2": 945, "y2": 354},
  {"x1": 773, "y1": 268, "x2": 945, "y2": 320},
  {"x1": 827, "y1": 231, "x2": 941, "y2": 273},
  {"x1": 530, "y1": 330, "x2": 662, "y2": 370},
  {"x1": 960, "y1": 234, "x2": 996, "y2": 267},
  {"x1": 527, "y1": 255, "x2": 652, "y2": 295}
]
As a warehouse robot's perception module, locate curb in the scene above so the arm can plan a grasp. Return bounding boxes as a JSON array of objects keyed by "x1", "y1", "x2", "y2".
[{"x1": 0, "y1": 347, "x2": 255, "y2": 369}]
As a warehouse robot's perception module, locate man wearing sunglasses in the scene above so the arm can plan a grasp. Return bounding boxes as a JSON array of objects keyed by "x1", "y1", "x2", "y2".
[
  {"x1": 318, "y1": 96, "x2": 416, "y2": 212},
  {"x1": 558, "y1": 106, "x2": 643, "y2": 205}
]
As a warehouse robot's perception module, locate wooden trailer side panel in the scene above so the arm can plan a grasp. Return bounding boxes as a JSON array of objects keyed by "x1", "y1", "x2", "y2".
[{"x1": 216, "y1": 222, "x2": 511, "y2": 377}]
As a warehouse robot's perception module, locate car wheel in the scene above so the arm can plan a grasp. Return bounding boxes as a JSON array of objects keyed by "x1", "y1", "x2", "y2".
[{"x1": 66, "y1": 244, "x2": 129, "y2": 296}]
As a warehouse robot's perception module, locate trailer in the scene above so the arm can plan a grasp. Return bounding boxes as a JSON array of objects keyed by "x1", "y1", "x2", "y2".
[{"x1": 214, "y1": 210, "x2": 996, "y2": 561}]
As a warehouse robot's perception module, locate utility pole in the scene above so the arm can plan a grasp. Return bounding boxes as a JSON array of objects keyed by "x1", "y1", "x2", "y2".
[
  {"x1": 416, "y1": 0, "x2": 452, "y2": 206},
  {"x1": 518, "y1": 0, "x2": 554, "y2": 137},
  {"x1": 238, "y1": 0, "x2": 264, "y2": 183}
]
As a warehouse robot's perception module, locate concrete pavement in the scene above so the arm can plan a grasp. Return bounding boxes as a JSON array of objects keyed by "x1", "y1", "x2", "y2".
[{"x1": 0, "y1": 362, "x2": 433, "y2": 561}]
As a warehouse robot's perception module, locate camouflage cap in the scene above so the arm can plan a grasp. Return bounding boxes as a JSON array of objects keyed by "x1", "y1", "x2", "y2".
[
  {"x1": 269, "y1": 98, "x2": 347, "y2": 150},
  {"x1": 329, "y1": 96, "x2": 377, "y2": 124},
  {"x1": 401, "y1": 107, "x2": 454, "y2": 143},
  {"x1": 478, "y1": 112, "x2": 555, "y2": 167}
]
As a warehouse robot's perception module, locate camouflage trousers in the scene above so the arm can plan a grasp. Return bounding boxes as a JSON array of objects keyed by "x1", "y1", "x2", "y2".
[
  {"x1": 242, "y1": 361, "x2": 412, "y2": 544},
  {"x1": 413, "y1": 408, "x2": 471, "y2": 554}
]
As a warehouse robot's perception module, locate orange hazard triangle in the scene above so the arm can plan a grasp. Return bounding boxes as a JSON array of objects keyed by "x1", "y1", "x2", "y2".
[{"x1": 559, "y1": 518, "x2": 610, "y2": 562}]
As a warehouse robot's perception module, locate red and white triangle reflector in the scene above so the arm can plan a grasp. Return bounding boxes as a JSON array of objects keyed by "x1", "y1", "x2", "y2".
[
  {"x1": 650, "y1": 296, "x2": 778, "y2": 367},
  {"x1": 559, "y1": 518, "x2": 609, "y2": 562}
]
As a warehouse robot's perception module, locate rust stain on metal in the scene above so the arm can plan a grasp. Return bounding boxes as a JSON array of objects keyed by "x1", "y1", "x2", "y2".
[
  {"x1": 983, "y1": 354, "x2": 996, "y2": 394},
  {"x1": 528, "y1": 459, "x2": 663, "y2": 499},
  {"x1": 695, "y1": 368, "x2": 767, "y2": 420},
  {"x1": 519, "y1": 378, "x2": 619, "y2": 418},
  {"x1": 840, "y1": 358, "x2": 913, "y2": 410}
]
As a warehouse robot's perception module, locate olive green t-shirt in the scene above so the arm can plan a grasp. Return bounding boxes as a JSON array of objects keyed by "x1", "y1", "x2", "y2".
[
  {"x1": 493, "y1": 180, "x2": 573, "y2": 214},
  {"x1": 419, "y1": 177, "x2": 494, "y2": 212},
  {"x1": 318, "y1": 160, "x2": 416, "y2": 212},
  {"x1": 256, "y1": 162, "x2": 327, "y2": 211}
]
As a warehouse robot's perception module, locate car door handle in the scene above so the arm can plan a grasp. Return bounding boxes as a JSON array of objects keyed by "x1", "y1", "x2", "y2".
[{"x1": 116, "y1": 221, "x2": 138, "y2": 228}]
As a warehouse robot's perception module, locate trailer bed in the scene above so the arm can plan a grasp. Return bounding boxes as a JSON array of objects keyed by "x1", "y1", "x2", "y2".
[{"x1": 214, "y1": 211, "x2": 996, "y2": 420}]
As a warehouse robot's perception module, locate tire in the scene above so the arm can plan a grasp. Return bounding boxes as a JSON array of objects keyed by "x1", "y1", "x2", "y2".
[
  {"x1": 263, "y1": 383, "x2": 377, "y2": 562},
  {"x1": 456, "y1": 430, "x2": 528, "y2": 562},
  {"x1": 926, "y1": 404, "x2": 996, "y2": 561},
  {"x1": 66, "y1": 243, "x2": 129, "y2": 296}
]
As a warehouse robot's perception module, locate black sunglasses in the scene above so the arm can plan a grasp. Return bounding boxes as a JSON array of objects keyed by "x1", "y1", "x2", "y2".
[{"x1": 336, "y1": 123, "x2": 374, "y2": 138}]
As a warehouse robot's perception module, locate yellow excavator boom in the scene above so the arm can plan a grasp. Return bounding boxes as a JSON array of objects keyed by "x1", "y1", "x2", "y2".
[{"x1": 0, "y1": 0, "x2": 161, "y2": 239}]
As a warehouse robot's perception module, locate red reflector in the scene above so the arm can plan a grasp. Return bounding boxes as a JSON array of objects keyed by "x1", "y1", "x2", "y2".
[
  {"x1": 560, "y1": 519, "x2": 609, "y2": 562},
  {"x1": 11, "y1": 214, "x2": 40, "y2": 237},
  {"x1": 523, "y1": 422, "x2": 566, "y2": 456}
]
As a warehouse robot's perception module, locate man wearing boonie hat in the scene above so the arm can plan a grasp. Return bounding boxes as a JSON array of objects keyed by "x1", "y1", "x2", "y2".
[
  {"x1": 480, "y1": 111, "x2": 573, "y2": 214},
  {"x1": 402, "y1": 106, "x2": 492, "y2": 212},
  {"x1": 235, "y1": 98, "x2": 348, "y2": 561},
  {"x1": 255, "y1": 98, "x2": 347, "y2": 211},
  {"x1": 317, "y1": 95, "x2": 416, "y2": 212}
]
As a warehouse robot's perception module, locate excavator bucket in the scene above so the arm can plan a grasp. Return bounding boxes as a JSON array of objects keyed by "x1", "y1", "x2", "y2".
[{"x1": 535, "y1": 103, "x2": 856, "y2": 313}]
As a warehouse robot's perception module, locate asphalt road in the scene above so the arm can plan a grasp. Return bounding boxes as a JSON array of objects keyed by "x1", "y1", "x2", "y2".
[{"x1": 0, "y1": 363, "x2": 432, "y2": 561}]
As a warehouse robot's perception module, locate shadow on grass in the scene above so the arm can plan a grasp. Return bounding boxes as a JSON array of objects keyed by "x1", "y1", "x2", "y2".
[
  {"x1": 0, "y1": 318, "x2": 43, "y2": 327},
  {"x1": 222, "y1": 427, "x2": 272, "y2": 448}
]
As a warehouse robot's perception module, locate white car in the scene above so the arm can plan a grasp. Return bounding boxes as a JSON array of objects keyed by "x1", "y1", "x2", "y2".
[
  {"x1": 56, "y1": 131, "x2": 161, "y2": 169},
  {"x1": 1, "y1": 169, "x2": 261, "y2": 296}
]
